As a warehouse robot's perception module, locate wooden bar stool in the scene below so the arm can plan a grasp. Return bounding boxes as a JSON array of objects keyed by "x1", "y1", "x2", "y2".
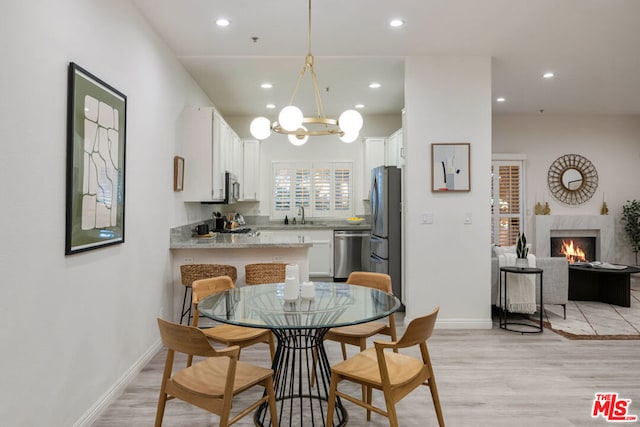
[{"x1": 179, "y1": 264, "x2": 237, "y2": 324}]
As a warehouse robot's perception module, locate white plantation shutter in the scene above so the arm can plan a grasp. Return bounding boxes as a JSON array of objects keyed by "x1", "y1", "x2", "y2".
[
  {"x1": 334, "y1": 163, "x2": 351, "y2": 213},
  {"x1": 313, "y1": 165, "x2": 331, "y2": 213},
  {"x1": 491, "y1": 159, "x2": 525, "y2": 246},
  {"x1": 272, "y1": 162, "x2": 353, "y2": 219},
  {"x1": 295, "y1": 168, "x2": 311, "y2": 209}
]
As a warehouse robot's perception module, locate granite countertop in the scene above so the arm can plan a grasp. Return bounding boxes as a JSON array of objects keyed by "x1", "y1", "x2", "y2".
[
  {"x1": 170, "y1": 219, "x2": 370, "y2": 249},
  {"x1": 170, "y1": 230, "x2": 314, "y2": 249}
]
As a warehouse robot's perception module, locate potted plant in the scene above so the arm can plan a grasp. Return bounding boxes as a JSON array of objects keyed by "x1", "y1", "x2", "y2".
[
  {"x1": 516, "y1": 233, "x2": 529, "y2": 268},
  {"x1": 621, "y1": 200, "x2": 640, "y2": 265}
]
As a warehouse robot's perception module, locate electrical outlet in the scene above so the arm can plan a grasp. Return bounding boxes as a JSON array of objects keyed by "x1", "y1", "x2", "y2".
[
  {"x1": 183, "y1": 257, "x2": 194, "y2": 263},
  {"x1": 273, "y1": 256, "x2": 284, "y2": 262}
]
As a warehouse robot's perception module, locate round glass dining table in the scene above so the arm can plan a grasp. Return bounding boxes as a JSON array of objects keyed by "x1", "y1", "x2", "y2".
[{"x1": 198, "y1": 281, "x2": 401, "y2": 427}]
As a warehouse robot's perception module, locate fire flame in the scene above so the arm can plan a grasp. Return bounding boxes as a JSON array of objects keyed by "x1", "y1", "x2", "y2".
[{"x1": 561, "y1": 240, "x2": 587, "y2": 263}]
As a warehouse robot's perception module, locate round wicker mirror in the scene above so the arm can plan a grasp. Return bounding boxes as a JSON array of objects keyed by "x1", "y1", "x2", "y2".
[{"x1": 547, "y1": 154, "x2": 598, "y2": 205}]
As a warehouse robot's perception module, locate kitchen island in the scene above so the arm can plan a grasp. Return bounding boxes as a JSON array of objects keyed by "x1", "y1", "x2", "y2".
[{"x1": 169, "y1": 220, "x2": 370, "y2": 323}]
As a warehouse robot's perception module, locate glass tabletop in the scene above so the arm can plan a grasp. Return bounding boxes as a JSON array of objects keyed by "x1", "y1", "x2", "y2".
[{"x1": 198, "y1": 282, "x2": 401, "y2": 330}]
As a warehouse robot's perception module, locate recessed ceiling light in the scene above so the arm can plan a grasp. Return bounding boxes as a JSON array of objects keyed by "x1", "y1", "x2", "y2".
[
  {"x1": 369, "y1": 82, "x2": 381, "y2": 89},
  {"x1": 496, "y1": 97, "x2": 506, "y2": 102},
  {"x1": 543, "y1": 72, "x2": 554, "y2": 79},
  {"x1": 389, "y1": 19, "x2": 404, "y2": 27},
  {"x1": 261, "y1": 83, "x2": 273, "y2": 89},
  {"x1": 216, "y1": 18, "x2": 230, "y2": 27},
  {"x1": 355, "y1": 104, "x2": 365, "y2": 109},
  {"x1": 266, "y1": 104, "x2": 276, "y2": 109}
]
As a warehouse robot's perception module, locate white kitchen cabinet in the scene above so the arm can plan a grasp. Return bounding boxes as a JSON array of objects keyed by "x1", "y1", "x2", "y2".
[
  {"x1": 386, "y1": 128, "x2": 404, "y2": 168},
  {"x1": 182, "y1": 106, "x2": 239, "y2": 202},
  {"x1": 242, "y1": 139, "x2": 260, "y2": 201},
  {"x1": 363, "y1": 137, "x2": 386, "y2": 200},
  {"x1": 275, "y1": 229, "x2": 333, "y2": 278},
  {"x1": 232, "y1": 136, "x2": 244, "y2": 189}
]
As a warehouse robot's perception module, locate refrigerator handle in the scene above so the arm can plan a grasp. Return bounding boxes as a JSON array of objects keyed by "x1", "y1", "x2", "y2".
[{"x1": 371, "y1": 173, "x2": 379, "y2": 225}]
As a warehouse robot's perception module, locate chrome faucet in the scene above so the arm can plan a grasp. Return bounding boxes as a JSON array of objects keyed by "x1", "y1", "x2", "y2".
[{"x1": 297, "y1": 205, "x2": 306, "y2": 224}]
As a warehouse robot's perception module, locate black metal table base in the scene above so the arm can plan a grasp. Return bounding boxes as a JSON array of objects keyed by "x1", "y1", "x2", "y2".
[
  {"x1": 499, "y1": 267, "x2": 544, "y2": 334},
  {"x1": 255, "y1": 327, "x2": 347, "y2": 427}
]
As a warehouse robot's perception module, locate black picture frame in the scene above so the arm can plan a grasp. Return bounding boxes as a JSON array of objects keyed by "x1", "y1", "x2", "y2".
[{"x1": 65, "y1": 63, "x2": 127, "y2": 255}]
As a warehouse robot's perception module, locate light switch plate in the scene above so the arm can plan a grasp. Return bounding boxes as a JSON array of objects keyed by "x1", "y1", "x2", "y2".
[
  {"x1": 464, "y1": 213, "x2": 472, "y2": 224},
  {"x1": 422, "y1": 212, "x2": 433, "y2": 224}
]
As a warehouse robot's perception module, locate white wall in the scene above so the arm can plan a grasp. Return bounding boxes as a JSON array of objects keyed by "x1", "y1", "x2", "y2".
[
  {"x1": 0, "y1": 1, "x2": 213, "y2": 425},
  {"x1": 226, "y1": 114, "x2": 401, "y2": 217},
  {"x1": 493, "y1": 115, "x2": 640, "y2": 265},
  {"x1": 404, "y1": 56, "x2": 493, "y2": 328}
]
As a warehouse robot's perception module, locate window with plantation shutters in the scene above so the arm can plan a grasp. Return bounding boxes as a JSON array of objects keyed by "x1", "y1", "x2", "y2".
[
  {"x1": 491, "y1": 159, "x2": 525, "y2": 246},
  {"x1": 272, "y1": 162, "x2": 353, "y2": 219}
]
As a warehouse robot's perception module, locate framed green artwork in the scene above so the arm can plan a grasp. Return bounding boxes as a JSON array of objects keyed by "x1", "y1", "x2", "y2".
[{"x1": 65, "y1": 63, "x2": 127, "y2": 255}]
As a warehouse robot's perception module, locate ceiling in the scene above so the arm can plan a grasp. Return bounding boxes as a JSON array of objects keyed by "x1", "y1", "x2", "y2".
[{"x1": 132, "y1": 0, "x2": 640, "y2": 119}]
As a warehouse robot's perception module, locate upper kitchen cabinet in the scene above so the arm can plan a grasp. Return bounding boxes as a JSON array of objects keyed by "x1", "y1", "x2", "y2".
[
  {"x1": 182, "y1": 106, "x2": 239, "y2": 202},
  {"x1": 386, "y1": 128, "x2": 404, "y2": 168},
  {"x1": 363, "y1": 137, "x2": 386, "y2": 199},
  {"x1": 232, "y1": 138, "x2": 261, "y2": 201},
  {"x1": 242, "y1": 139, "x2": 260, "y2": 201}
]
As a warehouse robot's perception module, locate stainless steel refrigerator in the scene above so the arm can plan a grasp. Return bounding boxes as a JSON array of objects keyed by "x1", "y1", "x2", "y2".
[{"x1": 370, "y1": 166, "x2": 402, "y2": 300}]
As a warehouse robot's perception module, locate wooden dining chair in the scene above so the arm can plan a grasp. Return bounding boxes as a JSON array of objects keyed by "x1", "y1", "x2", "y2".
[
  {"x1": 179, "y1": 264, "x2": 237, "y2": 325},
  {"x1": 190, "y1": 276, "x2": 275, "y2": 366},
  {"x1": 325, "y1": 307, "x2": 444, "y2": 427},
  {"x1": 244, "y1": 263, "x2": 287, "y2": 285},
  {"x1": 154, "y1": 318, "x2": 279, "y2": 427},
  {"x1": 324, "y1": 272, "x2": 398, "y2": 360}
]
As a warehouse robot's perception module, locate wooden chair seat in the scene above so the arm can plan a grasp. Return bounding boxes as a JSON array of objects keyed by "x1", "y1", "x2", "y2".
[
  {"x1": 173, "y1": 357, "x2": 274, "y2": 398},
  {"x1": 324, "y1": 321, "x2": 387, "y2": 340},
  {"x1": 329, "y1": 347, "x2": 424, "y2": 388},
  {"x1": 203, "y1": 323, "x2": 273, "y2": 345}
]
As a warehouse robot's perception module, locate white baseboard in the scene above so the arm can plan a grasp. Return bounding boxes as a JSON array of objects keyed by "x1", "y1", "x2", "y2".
[{"x1": 73, "y1": 339, "x2": 162, "y2": 427}]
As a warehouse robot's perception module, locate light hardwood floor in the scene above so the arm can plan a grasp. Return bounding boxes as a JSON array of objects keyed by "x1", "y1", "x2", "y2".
[{"x1": 93, "y1": 314, "x2": 640, "y2": 426}]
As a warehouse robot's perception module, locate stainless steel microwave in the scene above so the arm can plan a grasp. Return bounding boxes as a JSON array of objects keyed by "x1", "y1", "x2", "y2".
[
  {"x1": 202, "y1": 172, "x2": 239, "y2": 204},
  {"x1": 227, "y1": 172, "x2": 240, "y2": 204}
]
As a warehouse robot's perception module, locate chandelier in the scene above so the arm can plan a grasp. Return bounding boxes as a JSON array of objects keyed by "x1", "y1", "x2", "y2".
[{"x1": 249, "y1": 0, "x2": 363, "y2": 146}]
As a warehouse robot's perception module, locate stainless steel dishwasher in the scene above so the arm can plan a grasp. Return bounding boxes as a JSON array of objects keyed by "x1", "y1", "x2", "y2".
[{"x1": 333, "y1": 230, "x2": 371, "y2": 280}]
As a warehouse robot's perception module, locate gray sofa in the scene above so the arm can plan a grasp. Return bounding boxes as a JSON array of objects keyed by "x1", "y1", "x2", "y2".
[{"x1": 491, "y1": 257, "x2": 569, "y2": 317}]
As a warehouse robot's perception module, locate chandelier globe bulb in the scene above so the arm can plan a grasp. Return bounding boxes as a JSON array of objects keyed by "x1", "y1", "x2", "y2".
[
  {"x1": 279, "y1": 105, "x2": 304, "y2": 131},
  {"x1": 339, "y1": 131, "x2": 359, "y2": 143},
  {"x1": 288, "y1": 126, "x2": 309, "y2": 146},
  {"x1": 250, "y1": 117, "x2": 272, "y2": 140},
  {"x1": 338, "y1": 109, "x2": 364, "y2": 134}
]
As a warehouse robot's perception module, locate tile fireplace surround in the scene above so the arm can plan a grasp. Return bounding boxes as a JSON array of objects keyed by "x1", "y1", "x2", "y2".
[{"x1": 535, "y1": 215, "x2": 615, "y2": 262}]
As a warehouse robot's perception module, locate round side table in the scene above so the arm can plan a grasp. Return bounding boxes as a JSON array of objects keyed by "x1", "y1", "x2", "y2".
[{"x1": 499, "y1": 266, "x2": 544, "y2": 333}]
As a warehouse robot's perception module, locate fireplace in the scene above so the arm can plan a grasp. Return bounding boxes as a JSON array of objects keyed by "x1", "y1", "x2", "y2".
[
  {"x1": 535, "y1": 215, "x2": 615, "y2": 262},
  {"x1": 550, "y1": 237, "x2": 596, "y2": 263}
]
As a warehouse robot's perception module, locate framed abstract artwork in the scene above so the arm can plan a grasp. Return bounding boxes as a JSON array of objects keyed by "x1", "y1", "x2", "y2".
[
  {"x1": 65, "y1": 62, "x2": 127, "y2": 255},
  {"x1": 431, "y1": 143, "x2": 470, "y2": 192}
]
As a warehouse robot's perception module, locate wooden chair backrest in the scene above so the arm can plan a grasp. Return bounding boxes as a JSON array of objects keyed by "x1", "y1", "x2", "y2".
[
  {"x1": 180, "y1": 264, "x2": 237, "y2": 286},
  {"x1": 192, "y1": 276, "x2": 235, "y2": 305},
  {"x1": 394, "y1": 306, "x2": 439, "y2": 348},
  {"x1": 346, "y1": 271, "x2": 392, "y2": 294},
  {"x1": 245, "y1": 263, "x2": 287, "y2": 285},
  {"x1": 157, "y1": 317, "x2": 235, "y2": 358}
]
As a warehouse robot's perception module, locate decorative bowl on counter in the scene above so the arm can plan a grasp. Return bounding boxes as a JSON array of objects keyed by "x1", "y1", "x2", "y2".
[{"x1": 345, "y1": 217, "x2": 365, "y2": 225}]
